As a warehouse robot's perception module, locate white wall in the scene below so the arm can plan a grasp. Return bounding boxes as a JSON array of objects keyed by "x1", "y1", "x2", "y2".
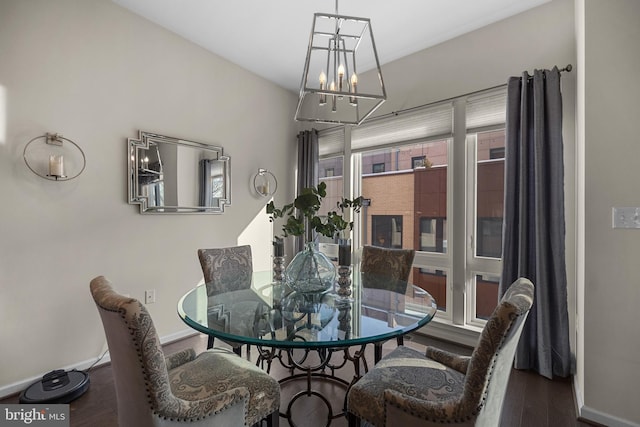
[
  {"x1": 0, "y1": 0, "x2": 297, "y2": 393},
  {"x1": 579, "y1": 0, "x2": 640, "y2": 425}
]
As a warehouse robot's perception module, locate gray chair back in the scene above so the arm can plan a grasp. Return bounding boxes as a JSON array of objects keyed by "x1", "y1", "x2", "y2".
[{"x1": 197, "y1": 245, "x2": 253, "y2": 295}]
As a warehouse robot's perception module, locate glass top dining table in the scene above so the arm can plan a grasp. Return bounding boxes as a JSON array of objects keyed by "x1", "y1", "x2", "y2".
[{"x1": 177, "y1": 269, "x2": 438, "y2": 353}]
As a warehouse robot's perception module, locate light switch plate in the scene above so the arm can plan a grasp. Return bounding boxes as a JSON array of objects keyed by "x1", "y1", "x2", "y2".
[{"x1": 612, "y1": 207, "x2": 640, "y2": 229}]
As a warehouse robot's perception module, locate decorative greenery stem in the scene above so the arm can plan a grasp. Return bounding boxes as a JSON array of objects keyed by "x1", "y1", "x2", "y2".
[{"x1": 266, "y1": 181, "x2": 363, "y2": 240}]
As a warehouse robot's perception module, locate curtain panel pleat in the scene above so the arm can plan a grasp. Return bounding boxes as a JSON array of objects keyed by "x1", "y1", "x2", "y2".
[{"x1": 499, "y1": 67, "x2": 571, "y2": 379}]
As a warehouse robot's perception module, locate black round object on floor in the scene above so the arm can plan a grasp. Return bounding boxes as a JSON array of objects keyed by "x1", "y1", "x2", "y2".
[{"x1": 19, "y1": 369, "x2": 90, "y2": 404}]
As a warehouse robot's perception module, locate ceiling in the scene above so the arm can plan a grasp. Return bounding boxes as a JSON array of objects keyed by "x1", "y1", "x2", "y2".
[{"x1": 111, "y1": 0, "x2": 551, "y2": 93}]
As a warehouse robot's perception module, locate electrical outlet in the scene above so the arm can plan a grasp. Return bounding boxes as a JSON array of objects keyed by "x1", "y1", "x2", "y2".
[
  {"x1": 145, "y1": 289, "x2": 156, "y2": 304},
  {"x1": 612, "y1": 207, "x2": 640, "y2": 229}
]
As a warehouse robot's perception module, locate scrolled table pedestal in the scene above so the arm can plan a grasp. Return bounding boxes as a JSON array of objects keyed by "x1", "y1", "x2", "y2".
[{"x1": 256, "y1": 343, "x2": 367, "y2": 427}]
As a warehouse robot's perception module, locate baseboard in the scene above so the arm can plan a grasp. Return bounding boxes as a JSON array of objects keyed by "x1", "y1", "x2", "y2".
[
  {"x1": 418, "y1": 325, "x2": 638, "y2": 427},
  {"x1": 579, "y1": 405, "x2": 639, "y2": 427},
  {"x1": 573, "y1": 376, "x2": 639, "y2": 427},
  {"x1": 0, "y1": 329, "x2": 199, "y2": 400}
]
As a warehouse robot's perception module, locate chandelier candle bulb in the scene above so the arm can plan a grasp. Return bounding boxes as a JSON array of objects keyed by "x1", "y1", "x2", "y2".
[
  {"x1": 330, "y1": 80, "x2": 337, "y2": 112},
  {"x1": 338, "y1": 64, "x2": 345, "y2": 94},
  {"x1": 49, "y1": 154, "x2": 64, "y2": 177},
  {"x1": 350, "y1": 74, "x2": 358, "y2": 105},
  {"x1": 319, "y1": 71, "x2": 327, "y2": 105}
]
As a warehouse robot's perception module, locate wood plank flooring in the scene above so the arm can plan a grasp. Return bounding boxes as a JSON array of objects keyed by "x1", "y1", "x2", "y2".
[{"x1": 1, "y1": 333, "x2": 594, "y2": 427}]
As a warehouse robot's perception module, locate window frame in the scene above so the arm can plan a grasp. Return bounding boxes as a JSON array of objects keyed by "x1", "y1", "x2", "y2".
[{"x1": 318, "y1": 87, "x2": 506, "y2": 332}]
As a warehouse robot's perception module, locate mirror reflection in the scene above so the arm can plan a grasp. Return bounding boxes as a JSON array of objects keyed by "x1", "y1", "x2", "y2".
[{"x1": 128, "y1": 131, "x2": 231, "y2": 213}]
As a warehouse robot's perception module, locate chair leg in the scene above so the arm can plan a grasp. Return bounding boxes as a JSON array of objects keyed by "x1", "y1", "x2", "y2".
[
  {"x1": 266, "y1": 409, "x2": 279, "y2": 427},
  {"x1": 347, "y1": 411, "x2": 360, "y2": 427},
  {"x1": 207, "y1": 335, "x2": 214, "y2": 349},
  {"x1": 233, "y1": 345, "x2": 242, "y2": 356},
  {"x1": 374, "y1": 342, "x2": 383, "y2": 364}
]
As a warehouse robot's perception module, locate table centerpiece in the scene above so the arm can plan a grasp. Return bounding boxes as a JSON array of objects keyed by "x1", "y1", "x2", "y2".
[{"x1": 266, "y1": 182, "x2": 362, "y2": 294}]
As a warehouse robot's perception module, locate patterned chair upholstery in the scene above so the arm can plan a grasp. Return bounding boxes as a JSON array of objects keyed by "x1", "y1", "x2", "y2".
[
  {"x1": 198, "y1": 246, "x2": 253, "y2": 295},
  {"x1": 360, "y1": 245, "x2": 416, "y2": 361},
  {"x1": 198, "y1": 246, "x2": 255, "y2": 353},
  {"x1": 90, "y1": 276, "x2": 280, "y2": 427},
  {"x1": 360, "y1": 245, "x2": 415, "y2": 292},
  {"x1": 346, "y1": 277, "x2": 534, "y2": 427}
]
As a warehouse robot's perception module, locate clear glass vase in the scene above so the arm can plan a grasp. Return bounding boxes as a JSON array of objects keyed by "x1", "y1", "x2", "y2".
[{"x1": 285, "y1": 242, "x2": 336, "y2": 294}]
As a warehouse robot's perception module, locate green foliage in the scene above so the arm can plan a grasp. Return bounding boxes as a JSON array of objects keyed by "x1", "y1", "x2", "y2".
[{"x1": 266, "y1": 181, "x2": 363, "y2": 239}]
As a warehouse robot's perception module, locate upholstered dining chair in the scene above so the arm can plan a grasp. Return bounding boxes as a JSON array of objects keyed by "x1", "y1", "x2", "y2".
[
  {"x1": 90, "y1": 276, "x2": 280, "y2": 427},
  {"x1": 198, "y1": 245, "x2": 254, "y2": 353},
  {"x1": 360, "y1": 245, "x2": 416, "y2": 361},
  {"x1": 346, "y1": 277, "x2": 534, "y2": 427}
]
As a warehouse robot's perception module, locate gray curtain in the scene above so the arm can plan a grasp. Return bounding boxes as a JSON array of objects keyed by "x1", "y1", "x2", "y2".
[
  {"x1": 296, "y1": 129, "x2": 319, "y2": 251},
  {"x1": 499, "y1": 67, "x2": 571, "y2": 379}
]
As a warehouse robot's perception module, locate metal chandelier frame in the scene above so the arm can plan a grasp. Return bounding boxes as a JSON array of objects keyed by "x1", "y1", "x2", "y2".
[{"x1": 295, "y1": 2, "x2": 386, "y2": 125}]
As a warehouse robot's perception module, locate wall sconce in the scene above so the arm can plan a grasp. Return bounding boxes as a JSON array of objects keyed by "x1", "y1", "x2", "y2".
[
  {"x1": 23, "y1": 133, "x2": 86, "y2": 181},
  {"x1": 253, "y1": 168, "x2": 277, "y2": 197}
]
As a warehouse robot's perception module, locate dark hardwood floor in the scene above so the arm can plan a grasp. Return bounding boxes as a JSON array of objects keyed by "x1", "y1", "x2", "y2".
[{"x1": 1, "y1": 333, "x2": 593, "y2": 427}]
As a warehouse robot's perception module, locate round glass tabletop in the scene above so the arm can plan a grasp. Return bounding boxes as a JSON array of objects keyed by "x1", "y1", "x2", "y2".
[{"x1": 178, "y1": 270, "x2": 437, "y2": 349}]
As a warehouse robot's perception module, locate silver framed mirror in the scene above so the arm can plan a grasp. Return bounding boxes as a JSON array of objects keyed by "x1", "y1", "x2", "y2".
[{"x1": 128, "y1": 131, "x2": 231, "y2": 214}]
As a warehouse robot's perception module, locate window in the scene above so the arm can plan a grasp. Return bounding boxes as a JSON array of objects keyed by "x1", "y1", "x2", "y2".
[
  {"x1": 414, "y1": 268, "x2": 448, "y2": 311},
  {"x1": 371, "y1": 215, "x2": 403, "y2": 248},
  {"x1": 489, "y1": 147, "x2": 505, "y2": 159},
  {"x1": 318, "y1": 88, "x2": 506, "y2": 331},
  {"x1": 318, "y1": 156, "x2": 344, "y2": 219},
  {"x1": 420, "y1": 217, "x2": 446, "y2": 253},
  {"x1": 372, "y1": 162, "x2": 385, "y2": 173},
  {"x1": 412, "y1": 155, "x2": 426, "y2": 168}
]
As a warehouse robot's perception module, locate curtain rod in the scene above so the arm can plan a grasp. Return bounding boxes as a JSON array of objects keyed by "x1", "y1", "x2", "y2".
[
  {"x1": 318, "y1": 64, "x2": 573, "y2": 132},
  {"x1": 525, "y1": 63, "x2": 572, "y2": 80}
]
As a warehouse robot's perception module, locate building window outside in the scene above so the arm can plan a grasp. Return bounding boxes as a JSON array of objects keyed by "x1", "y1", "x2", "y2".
[
  {"x1": 372, "y1": 162, "x2": 385, "y2": 173},
  {"x1": 371, "y1": 215, "x2": 403, "y2": 248},
  {"x1": 420, "y1": 217, "x2": 446, "y2": 253},
  {"x1": 473, "y1": 273, "x2": 499, "y2": 320},
  {"x1": 489, "y1": 147, "x2": 505, "y2": 159},
  {"x1": 412, "y1": 155, "x2": 426, "y2": 168}
]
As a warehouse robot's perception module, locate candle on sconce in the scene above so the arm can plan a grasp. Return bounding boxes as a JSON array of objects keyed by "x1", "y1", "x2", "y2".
[
  {"x1": 273, "y1": 238, "x2": 284, "y2": 257},
  {"x1": 49, "y1": 154, "x2": 64, "y2": 177},
  {"x1": 350, "y1": 74, "x2": 358, "y2": 105},
  {"x1": 338, "y1": 239, "x2": 352, "y2": 266},
  {"x1": 319, "y1": 71, "x2": 327, "y2": 105}
]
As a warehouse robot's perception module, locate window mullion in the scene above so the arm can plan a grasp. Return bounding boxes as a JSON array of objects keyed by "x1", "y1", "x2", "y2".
[{"x1": 451, "y1": 98, "x2": 467, "y2": 326}]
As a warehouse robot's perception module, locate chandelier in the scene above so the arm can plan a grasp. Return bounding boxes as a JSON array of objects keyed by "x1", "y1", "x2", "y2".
[{"x1": 295, "y1": 1, "x2": 386, "y2": 125}]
